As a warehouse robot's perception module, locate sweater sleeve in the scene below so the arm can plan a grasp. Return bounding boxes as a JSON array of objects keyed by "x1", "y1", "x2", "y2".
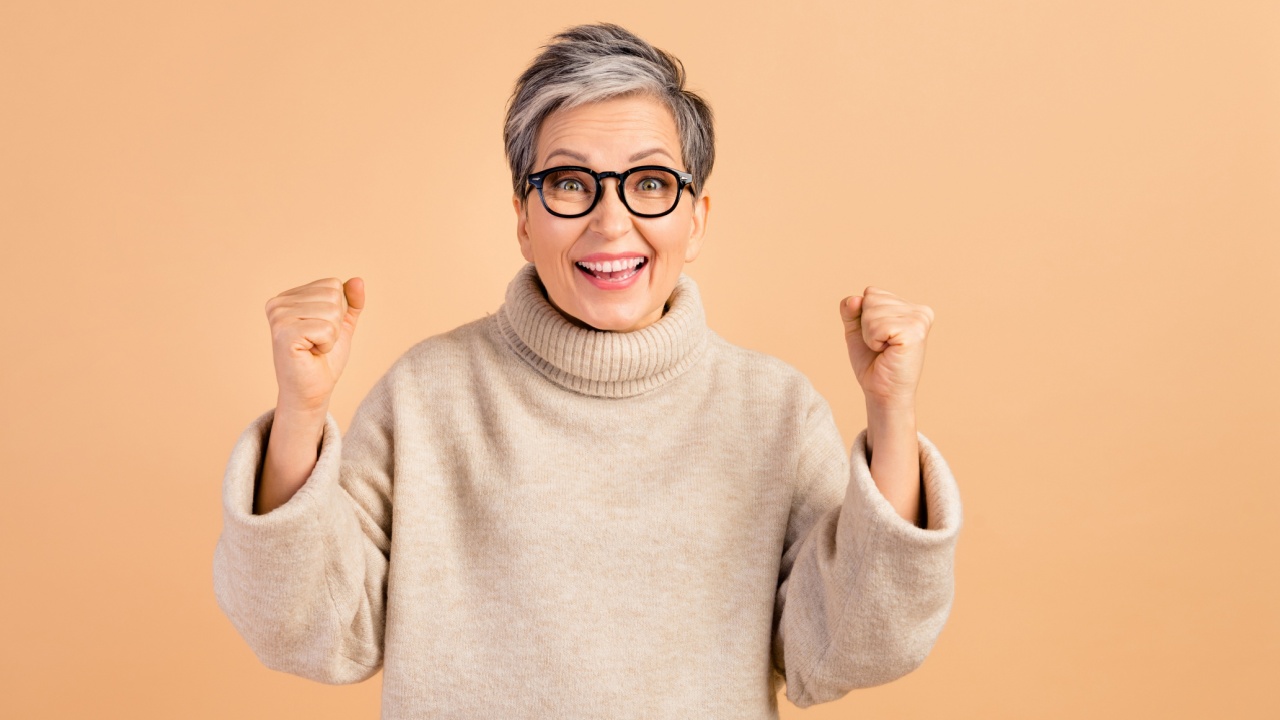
[
  {"x1": 771, "y1": 389, "x2": 963, "y2": 708},
  {"x1": 211, "y1": 375, "x2": 395, "y2": 684}
]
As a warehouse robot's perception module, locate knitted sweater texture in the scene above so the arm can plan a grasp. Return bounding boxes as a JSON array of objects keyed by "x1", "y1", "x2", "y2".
[{"x1": 212, "y1": 262, "x2": 964, "y2": 719}]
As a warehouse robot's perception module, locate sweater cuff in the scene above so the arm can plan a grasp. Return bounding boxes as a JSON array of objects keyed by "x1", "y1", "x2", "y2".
[
  {"x1": 848, "y1": 428, "x2": 962, "y2": 546},
  {"x1": 219, "y1": 407, "x2": 344, "y2": 538}
]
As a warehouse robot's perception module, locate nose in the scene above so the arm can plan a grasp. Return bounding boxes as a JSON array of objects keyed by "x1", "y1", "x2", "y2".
[{"x1": 588, "y1": 177, "x2": 633, "y2": 239}]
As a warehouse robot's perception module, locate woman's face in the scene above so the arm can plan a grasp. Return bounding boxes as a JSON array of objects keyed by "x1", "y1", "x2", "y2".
[{"x1": 513, "y1": 93, "x2": 710, "y2": 333}]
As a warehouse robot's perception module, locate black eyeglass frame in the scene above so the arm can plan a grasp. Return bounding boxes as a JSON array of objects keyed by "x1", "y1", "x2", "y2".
[{"x1": 525, "y1": 164, "x2": 696, "y2": 219}]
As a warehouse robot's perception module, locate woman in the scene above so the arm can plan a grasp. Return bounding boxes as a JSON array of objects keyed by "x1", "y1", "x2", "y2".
[{"x1": 213, "y1": 23, "x2": 962, "y2": 719}]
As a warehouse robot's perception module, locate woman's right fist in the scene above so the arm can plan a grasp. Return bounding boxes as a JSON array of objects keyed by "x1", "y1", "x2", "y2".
[{"x1": 265, "y1": 277, "x2": 365, "y2": 413}]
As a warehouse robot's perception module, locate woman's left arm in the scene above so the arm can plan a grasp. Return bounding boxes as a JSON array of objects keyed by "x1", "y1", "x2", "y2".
[
  {"x1": 865, "y1": 401, "x2": 924, "y2": 527},
  {"x1": 769, "y1": 288, "x2": 960, "y2": 709},
  {"x1": 841, "y1": 287, "x2": 935, "y2": 526}
]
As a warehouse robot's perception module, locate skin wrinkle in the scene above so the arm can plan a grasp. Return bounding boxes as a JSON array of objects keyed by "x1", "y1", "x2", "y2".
[{"x1": 543, "y1": 147, "x2": 677, "y2": 166}]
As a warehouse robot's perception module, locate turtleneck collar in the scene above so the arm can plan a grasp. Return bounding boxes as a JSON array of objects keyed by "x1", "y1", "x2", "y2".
[{"x1": 495, "y1": 262, "x2": 711, "y2": 399}]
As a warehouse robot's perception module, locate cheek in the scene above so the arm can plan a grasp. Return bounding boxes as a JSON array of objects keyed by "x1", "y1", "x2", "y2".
[
  {"x1": 528, "y1": 217, "x2": 582, "y2": 257},
  {"x1": 645, "y1": 221, "x2": 691, "y2": 254}
]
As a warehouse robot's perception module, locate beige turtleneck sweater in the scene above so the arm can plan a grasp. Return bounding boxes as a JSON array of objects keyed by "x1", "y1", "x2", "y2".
[{"x1": 212, "y1": 262, "x2": 963, "y2": 719}]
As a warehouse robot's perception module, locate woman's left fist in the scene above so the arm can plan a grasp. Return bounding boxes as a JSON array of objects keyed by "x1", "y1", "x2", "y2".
[{"x1": 839, "y1": 287, "x2": 934, "y2": 408}]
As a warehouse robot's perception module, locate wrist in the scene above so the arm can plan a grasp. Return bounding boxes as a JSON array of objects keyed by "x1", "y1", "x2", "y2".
[
  {"x1": 865, "y1": 399, "x2": 916, "y2": 454},
  {"x1": 275, "y1": 396, "x2": 330, "y2": 422},
  {"x1": 866, "y1": 396, "x2": 916, "y2": 419}
]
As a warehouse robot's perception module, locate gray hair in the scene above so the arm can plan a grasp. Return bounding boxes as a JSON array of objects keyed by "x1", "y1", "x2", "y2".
[{"x1": 504, "y1": 23, "x2": 715, "y2": 204}]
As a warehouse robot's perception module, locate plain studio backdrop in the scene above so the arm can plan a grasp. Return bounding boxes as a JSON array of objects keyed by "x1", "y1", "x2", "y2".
[{"x1": 2, "y1": 1, "x2": 1277, "y2": 718}]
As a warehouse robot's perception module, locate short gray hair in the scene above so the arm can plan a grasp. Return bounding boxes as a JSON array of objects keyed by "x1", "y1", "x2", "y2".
[{"x1": 504, "y1": 23, "x2": 715, "y2": 204}]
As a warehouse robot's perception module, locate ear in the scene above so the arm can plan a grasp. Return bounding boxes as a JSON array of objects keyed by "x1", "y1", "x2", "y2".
[
  {"x1": 513, "y1": 194, "x2": 534, "y2": 263},
  {"x1": 683, "y1": 191, "x2": 711, "y2": 264}
]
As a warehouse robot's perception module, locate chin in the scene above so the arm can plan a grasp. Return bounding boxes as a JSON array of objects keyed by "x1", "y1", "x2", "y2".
[
  {"x1": 581, "y1": 314, "x2": 636, "y2": 333},
  {"x1": 577, "y1": 306, "x2": 650, "y2": 333}
]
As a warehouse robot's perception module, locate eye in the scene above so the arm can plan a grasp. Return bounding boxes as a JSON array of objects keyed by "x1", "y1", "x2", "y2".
[
  {"x1": 542, "y1": 169, "x2": 594, "y2": 195},
  {"x1": 636, "y1": 176, "x2": 666, "y2": 192}
]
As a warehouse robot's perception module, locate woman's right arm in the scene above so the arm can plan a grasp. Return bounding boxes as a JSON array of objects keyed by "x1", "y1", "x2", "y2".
[
  {"x1": 256, "y1": 402, "x2": 327, "y2": 515},
  {"x1": 255, "y1": 276, "x2": 365, "y2": 515},
  {"x1": 212, "y1": 276, "x2": 392, "y2": 684}
]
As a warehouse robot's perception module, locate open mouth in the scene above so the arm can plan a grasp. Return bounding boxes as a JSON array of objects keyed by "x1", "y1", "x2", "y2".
[{"x1": 574, "y1": 256, "x2": 648, "y2": 283}]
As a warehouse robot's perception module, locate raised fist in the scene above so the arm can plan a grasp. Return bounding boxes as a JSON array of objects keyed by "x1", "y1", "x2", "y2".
[
  {"x1": 839, "y1": 286, "x2": 933, "y2": 409},
  {"x1": 264, "y1": 277, "x2": 365, "y2": 413}
]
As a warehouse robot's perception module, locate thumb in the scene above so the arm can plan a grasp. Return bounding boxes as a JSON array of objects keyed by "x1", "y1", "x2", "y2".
[
  {"x1": 839, "y1": 295, "x2": 863, "y2": 333},
  {"x1": 343, "y1": 277, "x2": 365, "y2": 323}
]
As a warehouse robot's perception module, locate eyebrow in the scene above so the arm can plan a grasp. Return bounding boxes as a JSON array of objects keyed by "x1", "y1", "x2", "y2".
[
  {"x1": 542, "y1": 147, "x2": 677, "y2": 167},
  {"x1": 627, "y1": 147, "x2": 675, "y2": 164},
  {"x1": 543, "y1": 148, "x2": 589, "y2": 165}
]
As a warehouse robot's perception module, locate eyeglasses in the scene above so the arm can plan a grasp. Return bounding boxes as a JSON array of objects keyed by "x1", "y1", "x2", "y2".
[{"x1": 525, "y1": 165, "x2": 695, "y2": 219}]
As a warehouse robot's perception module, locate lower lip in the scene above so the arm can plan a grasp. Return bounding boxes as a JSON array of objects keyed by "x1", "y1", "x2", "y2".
[{"x1": 575, "y1": 259, "x2": 647, "y2": 290}]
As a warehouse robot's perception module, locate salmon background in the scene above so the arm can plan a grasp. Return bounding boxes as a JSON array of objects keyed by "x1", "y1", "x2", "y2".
[{"x1": 3, "y1": 1, "x2": 1277, "y2": 717}]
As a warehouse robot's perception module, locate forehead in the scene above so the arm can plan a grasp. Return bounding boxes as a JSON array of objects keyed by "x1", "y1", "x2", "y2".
[{"x1": 534, "y1": 94, "x2": 682, "y2": 167}]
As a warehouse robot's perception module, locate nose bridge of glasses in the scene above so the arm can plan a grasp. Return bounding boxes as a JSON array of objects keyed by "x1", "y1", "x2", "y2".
[{"x1": 593, "y1": 171, "x2": 630, "y2": 206}]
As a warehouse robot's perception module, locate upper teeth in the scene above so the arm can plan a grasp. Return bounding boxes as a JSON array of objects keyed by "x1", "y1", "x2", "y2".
[{"x1": 577, "y1": 258, "x2": 645, "y2": 272}]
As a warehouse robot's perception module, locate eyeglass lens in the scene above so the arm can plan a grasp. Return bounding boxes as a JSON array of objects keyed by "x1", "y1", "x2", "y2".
[{"x1": 540, "y1": 168, "x2": 681, "y2": 216}]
